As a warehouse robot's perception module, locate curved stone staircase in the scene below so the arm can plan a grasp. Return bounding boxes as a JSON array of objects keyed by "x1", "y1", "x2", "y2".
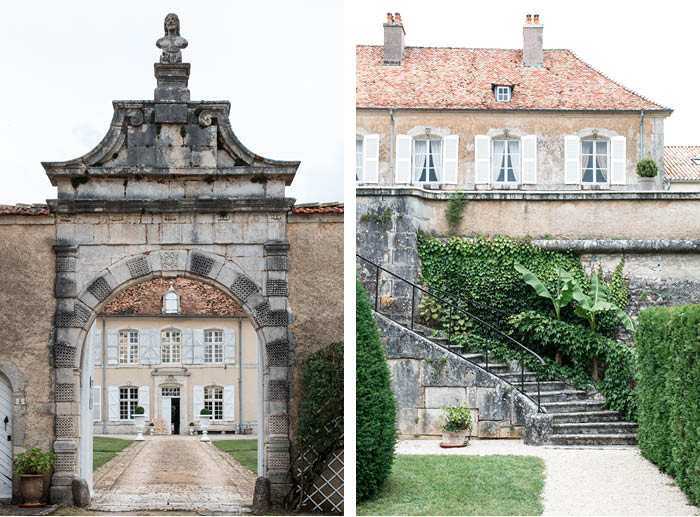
[{"x1": 417, "y1": 327, "x2": 637, "y2": 446}]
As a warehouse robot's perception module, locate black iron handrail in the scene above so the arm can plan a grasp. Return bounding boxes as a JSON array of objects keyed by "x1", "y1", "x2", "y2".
[{"x1": 357, "y1": 254, "x2": 544, "y2": 412}]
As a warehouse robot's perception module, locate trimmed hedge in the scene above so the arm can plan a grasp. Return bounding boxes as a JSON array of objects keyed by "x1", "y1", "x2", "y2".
[
  {"x1": 356, "y1": 279, "x2": 397, "y2": 502},
  {"x1": 637, "y1": 305, "x2": 700, "y2": 507}
]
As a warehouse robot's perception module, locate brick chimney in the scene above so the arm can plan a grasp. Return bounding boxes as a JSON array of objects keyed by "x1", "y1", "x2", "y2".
[
  {"x1": 523, "y1": 13, "x2": 543, "y2": 67},
  {"x1": 383, "y1": 12, "x2": 405, "y2": 66}
]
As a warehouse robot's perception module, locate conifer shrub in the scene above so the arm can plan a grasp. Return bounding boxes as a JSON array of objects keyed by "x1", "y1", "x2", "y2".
[
  {"x1": 356, "y1": 279, "x2": 397, "y2": 502},
  {"x1": 637, "y1": 305, "x2": 700, "y2": 506}
]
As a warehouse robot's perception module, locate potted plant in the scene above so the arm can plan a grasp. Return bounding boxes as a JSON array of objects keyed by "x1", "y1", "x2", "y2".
[
  {"x1": 188, "y1": 422, "x2": 195, "y2": 436},
  {"x1": 148, "y1": 422, "x2": 155, "y2": 435},
  {"x1": 439, "y1": 400, "x2": 473, "y2": 448},
  {"x1": 133, "y1": 406, "x2": 146, "y2": 441},
  {"x1": 199, "y1": 408, "x2": 211, "y2": 442},
  {"x1": 13, "y1": 447, "x2": 55, "y2": 507},
  {"x1": 636, "y1": 158, "x2": 658, "y2": 190}
]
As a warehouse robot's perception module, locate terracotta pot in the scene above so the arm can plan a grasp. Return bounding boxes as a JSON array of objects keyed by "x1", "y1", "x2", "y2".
[
  {"x1": 19, "y1": 474, "x2": 45, "y2": 508},
  {"x1": 440, "y1": 429, "x2": 469, "y2": 448}
]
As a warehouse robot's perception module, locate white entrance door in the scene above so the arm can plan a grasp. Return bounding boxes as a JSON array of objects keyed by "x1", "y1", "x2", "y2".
[
  {"x1": 161, "y1": 398, "x2": 171, "y2": 434},
  {"x1": 0, "y1": 375, "x2": 13, "y2": 499}
]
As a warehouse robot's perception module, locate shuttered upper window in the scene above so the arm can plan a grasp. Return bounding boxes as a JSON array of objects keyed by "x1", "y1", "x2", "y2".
[
  {"x1": 118, "y1": 330, "x2": 139, "y2": 365},
  {"x1": 581, "y1": 140, "x2": 609, "y2": 183},
  {"x1": 413, "y1": 139, "x2": 442, "y2": 182},
  {"x1": 204, "y1": 330, "x2": 224, "y2": 363},
  {"x1": 492, "y1": 140, "x2": 520, "y2": 183},
  {"x1": 161, "y1": 329, "x2": 181, "y2": 364}
]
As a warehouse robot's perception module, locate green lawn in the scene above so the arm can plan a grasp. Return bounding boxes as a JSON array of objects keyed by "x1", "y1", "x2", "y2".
[
  {"x1": 93, "y1": 437, "x2": 133, "y2": 471},
  {"x1": 358, "y1": 455, "x2": 545, "y2": 516},
  {"x1": 213, "y1": 439, "x2": 258, "y2": 473}
]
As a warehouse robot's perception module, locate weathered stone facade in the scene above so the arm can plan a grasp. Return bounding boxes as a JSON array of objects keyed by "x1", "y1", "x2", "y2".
[{"x1": 377, "y1": 314, "x2": 537, "y2": 439}]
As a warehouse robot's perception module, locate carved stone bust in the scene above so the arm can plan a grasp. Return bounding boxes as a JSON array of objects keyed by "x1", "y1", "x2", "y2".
[{"x1": 156, "y1": 13, "x2": 188, "y2": 64}]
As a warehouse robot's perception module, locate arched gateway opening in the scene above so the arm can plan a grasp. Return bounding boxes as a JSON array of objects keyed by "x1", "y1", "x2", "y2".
[{"x1": 44, "y1": 14, "x2": 298, "y2": 507}]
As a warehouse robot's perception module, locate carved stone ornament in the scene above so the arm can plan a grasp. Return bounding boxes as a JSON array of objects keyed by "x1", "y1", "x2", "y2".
[{"x1": 156, "y1": 13, "x2": 188, "y2": 64}]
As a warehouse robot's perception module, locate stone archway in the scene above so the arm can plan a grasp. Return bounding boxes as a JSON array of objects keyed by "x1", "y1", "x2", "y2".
[{"x1": 51, "y1": 247, "x2": 292, "y2": 505}]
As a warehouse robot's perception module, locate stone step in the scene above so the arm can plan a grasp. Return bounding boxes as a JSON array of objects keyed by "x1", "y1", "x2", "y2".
[
  {"x1": 520, "y1": 381, "x2": 569, "y2": 392},
  {"x1": 548, "y1": 433, "x2": 638, "y2": 446},
  {"x1": 501, "y1": 372, "x2": 539, "y2": 383},
  {"x1": 460, "y1": 353, "x2": 485, "y2": 361},
  {"x1": 537, "y1": 389, "x2": 590, "y2": 403},
  {"x1": 551, "y1": 410, "x2": 625, "y2": 423},
  {"x1": 476, "y1": 363, "x2": 509, "y2": 374},
  {"x1": 542, "y1": 400, "x2": 607, "y2": 413},
  {"x1": 552, "y1": 421, "x2": 638, "y2": 435}
]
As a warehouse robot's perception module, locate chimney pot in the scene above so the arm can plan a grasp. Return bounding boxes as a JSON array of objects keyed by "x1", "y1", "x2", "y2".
[
  {"x1": 534, "y1": 14, "x2": 540, "y2": 24},
  {"x1": 383, "y1": 11, "x2": 405, "y2": 65},
  {"x1": 526, "y1": 14, "x2": 532, "y2": 24}
]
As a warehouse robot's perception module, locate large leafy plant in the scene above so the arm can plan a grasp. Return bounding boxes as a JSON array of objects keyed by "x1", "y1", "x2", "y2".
[
  {"x1": 514, "y1": 263, "x2": 574, "y2": 320},
  {"x1": 572, "y1": 271, "x2": 634, "y2": 333},
  {"x1": 13, "y1": 447, "x2": 55, "y2": 475},
  {"x1": 440, "y1": 400, "x2": 473, "y2": 433}
]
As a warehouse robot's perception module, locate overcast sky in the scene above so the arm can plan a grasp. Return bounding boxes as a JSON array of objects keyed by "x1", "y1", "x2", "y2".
[
  {"x1": 351, "y1": 0, "x2": 700, "y2": 147},
  {"x1": 0, "y1": 1, "x2": 343, "y2": 205}
]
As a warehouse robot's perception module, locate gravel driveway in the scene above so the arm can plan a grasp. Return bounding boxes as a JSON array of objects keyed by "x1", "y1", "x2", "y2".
[{"x1": 396, "y1": 439, "x2": 699, "y2": 516}]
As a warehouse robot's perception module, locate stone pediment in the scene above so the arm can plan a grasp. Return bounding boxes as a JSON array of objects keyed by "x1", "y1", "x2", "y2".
[
  {"x1": 42, "y1": 13, "x2": 299, "y2": 203},
  {"x1": 42, "y1": 100, "x2": 299, "y2": 186}
]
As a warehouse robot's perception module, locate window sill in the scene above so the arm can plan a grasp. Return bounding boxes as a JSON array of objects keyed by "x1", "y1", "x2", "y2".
[{"x1": 580, "y1": 184, "x2": 611, "y2": 190}]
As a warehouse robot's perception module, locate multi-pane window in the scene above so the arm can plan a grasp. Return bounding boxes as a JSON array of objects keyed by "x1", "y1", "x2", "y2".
[
  {"x1": 356, "y1": 139, "x2": 364, "y2": 181},
  {"x1": 119, "y1": 387, "x2": 138, "y2": 420},
  {"x1": 413, "y1": 139, "x2": 442, "y2": 182},
  {"x1": 495, "y1": 86, "x2": 512, "y2": 102},
  {"x1": 119, "y1": 330, "x2": 139, "y2": 364},
  {"x1": 204, "y1": 330, "x2": 224, "y2": 363},
  {"x1": 492, "y1": 140, "x2": 521, "y2": 183},
  {"x1": 582, "y1": 140, "x2": 609, "y2": 183},
  {"x1": 161, "y1": 329, "x2": 181, "y2": 364},
  {"x1": 204, "y1": 386, "x2": 223, "y2": 421},
  {"x1": 161, "y1": 387, "x2": 180, "y2": 397}
]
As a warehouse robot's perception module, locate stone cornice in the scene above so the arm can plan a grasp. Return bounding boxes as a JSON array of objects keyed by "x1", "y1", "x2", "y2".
[{"x1": 47, "y1": 197, "x2": 296, "y2": 214}]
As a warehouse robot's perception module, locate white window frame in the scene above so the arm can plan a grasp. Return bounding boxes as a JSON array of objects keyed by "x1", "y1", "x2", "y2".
[
  {"x1": 119, "y1": 386, "x2": 139, "y2": 421},
  {"x1": 495, "y1": 86, "x2": 512, "y2": 102},
  {"x1": 491, "y1": 139, "x2": 521, "y2": 184},
  {"x1": 163, "y1": 291, "x2": 180, "y2": 314},
  {"x1": 204, "y1": 385, "x2": 223, "y2": 421},
  {"x1": 118, "y1": 330, "x2": 139, "y2": 365},
  {"x1": 204, "y1": 329, "x2": 224, "y2": 364},
  {"x1": 581, "y1": 139, "x2": 610, "y2": 185},
  {"x1": 413, "y1": 138, "x2": 442, "y2": 183},
  {"x1": 356, "y1": 138, "x2": 364, "y2": 182},
  {"x1": 160, "y1": 329, "x2": 181, "y2": 364}
]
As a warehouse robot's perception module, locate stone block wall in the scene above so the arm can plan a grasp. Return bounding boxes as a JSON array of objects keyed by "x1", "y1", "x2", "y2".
[
  {"x1": 0, "y1": 215, "x2": 57, "y2": 501},
  {"x1": 376, "y1": 313, "x2": 537, "y2": 439}
]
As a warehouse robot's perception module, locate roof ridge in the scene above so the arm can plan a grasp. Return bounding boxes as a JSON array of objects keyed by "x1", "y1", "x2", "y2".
[{"x1": 565, "y1": 49, "x2": 671, "y2": 112}]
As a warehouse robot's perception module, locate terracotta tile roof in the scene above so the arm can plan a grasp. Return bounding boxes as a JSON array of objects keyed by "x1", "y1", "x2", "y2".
[
  {"x1": 664, "y1": 146, "x2": 700, "y2": 181},
  {"x1": 291, "y1": 202, "x2": 344, "y2": 214},
  {"x1": 356, "y1": 46, "x2": 669, "y2": 111},
  {"x1": 0, "y1": 204, "x2": 51, "y2": 216},
  {"x1": 102, "y1": 278, "x2": 246, "y2": 316}
]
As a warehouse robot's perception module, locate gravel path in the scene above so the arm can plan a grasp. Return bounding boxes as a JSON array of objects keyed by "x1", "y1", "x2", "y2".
[
  {"x1": 397, "y1": 440, "x2": 699, "y2": 516},
  {"x1": 90, "y1": 436, "x2": 254, "y2": 514}
]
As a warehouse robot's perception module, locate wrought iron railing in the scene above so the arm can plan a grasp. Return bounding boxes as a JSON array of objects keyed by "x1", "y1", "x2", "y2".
[{"x1": 357, "y1": 254, "x2": 544, "y2": 412}]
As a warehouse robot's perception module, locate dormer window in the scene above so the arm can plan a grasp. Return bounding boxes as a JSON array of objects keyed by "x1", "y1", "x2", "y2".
[
  {"x1": 162, "y1": 282, "x2": 181, "y2": 314},
  {"x1": 495, "y1": 86, "x2": 512, "y2": 102},
  {"x1": 692, "y1": 157, "x2": 700, "y2": 166}
]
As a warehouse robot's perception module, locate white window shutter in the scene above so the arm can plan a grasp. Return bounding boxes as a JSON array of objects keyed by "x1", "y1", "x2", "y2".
[
  {"x1": 362, "y1": 134, "x2": 379, "y2": 183},
  {"x1": 193, "y1": 386, "x2": 204, "y2": 422},
  {"x1": 182, "y1": 328, "x2": 194, "y2": 365},
  {"x1": 93, "y1": 328, "x2": 102, "y2": 366},
  {"x1": 139, "y1": 329, "x2": 150, "y2": 364},
  {"x1": 138, "y1": 386, "x2": 150, "y2": 418},
  {"x1": 565, "y1": 135, "x2": 581, "y2": 184},
  {"x1": 610, "y1": 136, "x2": 627, "y2": 185},
  {"x1": 193, "y1": 329, "x2": 204, "y2": 364},
  {"x1": 151, "y1": 329, "x2": 161, "y2": 365},
  {"x1": 442, "y1": 135, "x2": 459, "y2": 184},
  {"x1": 223, "y1": 386, "x2": 235, "y2": 421},
  {"x1": 474, "y1": 135, "x2": 491, "y2": 184},
  {"x1": 108, "y1": 386, "x2": 119, "y2": 421},
  {"x1": 521, "y1": 135, "x2": 537, "y2": 184},
  {"x1": 92, "y1": 386, "x2": 101, "y2": 422},
  {"x1": 395, "y1": 134, "x2": 412, "y2": 184},
  {"x1": 107, "y1": 330, "x2": 118, "y2": 365},
  {"x1": 224, "y1": 329, "x2": 236, "y2": 364}
]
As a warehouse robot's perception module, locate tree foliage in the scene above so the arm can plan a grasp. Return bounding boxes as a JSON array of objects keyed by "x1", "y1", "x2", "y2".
[{"x1": 356, "y1": 279, "x2": 397, "y2": 502}]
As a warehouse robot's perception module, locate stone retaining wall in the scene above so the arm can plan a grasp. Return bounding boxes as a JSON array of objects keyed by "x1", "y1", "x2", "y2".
[{"x1": 376, "y1": 313, "x2": 538, "y2": 439}]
